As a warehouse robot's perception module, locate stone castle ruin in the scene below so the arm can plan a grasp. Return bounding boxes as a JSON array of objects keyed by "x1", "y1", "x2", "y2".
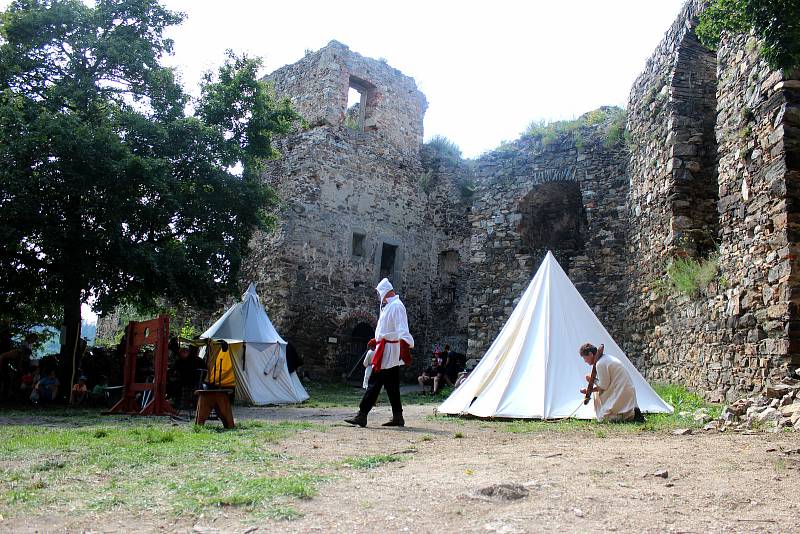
[{"x1": 236, "y1": 0, "x2": 798, "y2": 401}]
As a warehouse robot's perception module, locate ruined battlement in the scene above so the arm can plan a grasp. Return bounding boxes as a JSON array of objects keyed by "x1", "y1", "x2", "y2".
[{"x1": 266, "y1": 40, "x2": 427, "y2": 159}]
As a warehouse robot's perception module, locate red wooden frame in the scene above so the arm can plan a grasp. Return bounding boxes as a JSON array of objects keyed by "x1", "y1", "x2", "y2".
[{"x1": 107, "y1": 315, "x2": 177, "y2": 416}]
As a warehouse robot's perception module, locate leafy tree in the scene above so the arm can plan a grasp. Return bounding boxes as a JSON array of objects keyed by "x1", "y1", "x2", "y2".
[
  {"x1": 697, "y1": 0, "x2": 800, "y2": 70},
  {"x1": 0, "y1": 0, "x2": 298, "y2": 357}
]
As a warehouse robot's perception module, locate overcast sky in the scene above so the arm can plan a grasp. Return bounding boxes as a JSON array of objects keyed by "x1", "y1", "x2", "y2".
[
  {"x1": 156, "y1": 0, "x2": 688, "y2": 157},
  {"x1": 2, "y1": 0, "x2": 688, "y2": 157}
]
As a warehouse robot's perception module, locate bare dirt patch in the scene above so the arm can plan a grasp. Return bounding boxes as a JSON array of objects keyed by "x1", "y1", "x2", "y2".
[{"x1": 5, "y1": 403, "x2": 800, "y2": 533}]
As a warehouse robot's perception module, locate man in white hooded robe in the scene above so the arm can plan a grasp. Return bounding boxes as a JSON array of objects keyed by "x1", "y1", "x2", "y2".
[{"x1": 345, "y1": 278, "x2": 414, "y2": 427}]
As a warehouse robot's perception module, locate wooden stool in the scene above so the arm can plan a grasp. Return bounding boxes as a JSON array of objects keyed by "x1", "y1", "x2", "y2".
[{"x1": 195, "y1": 389, "x2": 235, "y2": 429}]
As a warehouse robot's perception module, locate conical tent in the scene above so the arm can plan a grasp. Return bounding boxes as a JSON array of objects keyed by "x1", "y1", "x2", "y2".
[
  {"x1": 200, "y1": 283, "x2": 309, "y2": 405},
  {"x1": 438, "y1": 251, "x2": 672, "y2": 419}
]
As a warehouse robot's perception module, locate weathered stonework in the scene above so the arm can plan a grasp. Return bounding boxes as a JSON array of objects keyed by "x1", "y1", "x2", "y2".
[
  {"x1": 242, "y1": 42, "x2": 468, "y2": 377},
  {"x1": 465, "y1": 113, "x2": 630, "y2": 357},
  {"x1": 98, "y1": 3, "x2": 800, "y2": 399},
  {"x1": 624, "y1": 0, "x2": 800, "y2": 401},
  {"x1": 266, "y1": 41, "x2": 426, "y2": 160}
]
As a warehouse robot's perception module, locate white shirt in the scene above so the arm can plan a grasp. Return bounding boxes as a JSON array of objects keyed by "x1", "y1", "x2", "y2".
[
  {"x1": 593, "y1": 354, "x2": 638, "y2": 421},
  {"x1": 374, "y1": 295, "x2": 414, "y2": 369}
]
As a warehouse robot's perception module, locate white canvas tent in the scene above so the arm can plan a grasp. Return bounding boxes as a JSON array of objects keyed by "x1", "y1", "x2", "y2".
[
  {"x1": 438, "y1": 251, "x2": 672, "y2": 419},
  {"x1": 199, "y1": 283, "x2": 309, "y2": 405}
]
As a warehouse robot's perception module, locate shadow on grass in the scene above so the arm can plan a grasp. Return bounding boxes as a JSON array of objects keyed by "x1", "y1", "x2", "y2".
[{"x1": 297, "y1": 381, "x2": 448, "y2": 408}]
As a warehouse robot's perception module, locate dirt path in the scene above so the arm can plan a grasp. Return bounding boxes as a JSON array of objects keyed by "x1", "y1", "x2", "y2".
[{"x1": 8, "y1": 404, "x2": 800, "y2": 533}]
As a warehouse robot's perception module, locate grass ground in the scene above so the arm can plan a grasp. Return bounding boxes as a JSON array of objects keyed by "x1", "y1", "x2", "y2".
[
  {"x1": 302, "y1": 381, "x2": 720, "y2": 434},
  {"x1": 297, "y1": 380, "x2": 452, "y2": 408},
  {"x1": 0, "y1": 383, "x2": 721, "y2": 525},
  {"x1": 0, "y1": 418, "x2": 326, "y2": 520}
]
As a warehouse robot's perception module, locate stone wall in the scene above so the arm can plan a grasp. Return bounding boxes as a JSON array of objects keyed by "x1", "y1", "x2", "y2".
[
  {"x1": 243, "y1": 43, "x2": 468, "y2": 377},
  {"x1": 113, "y1": 4, "x2": 800, "y2": 399},
  {"x1": 466, "y1": 111, "x2": 630, "y2": 357},
  {"x1": 419, "y1": 146, "x2": 473, "y2": 354},
  {"x1": 243, "y1": 127, "x2": 428, "y2": 377},
  {"x1": 624, "y1": 0, "x2": 800, "y2": 400}
]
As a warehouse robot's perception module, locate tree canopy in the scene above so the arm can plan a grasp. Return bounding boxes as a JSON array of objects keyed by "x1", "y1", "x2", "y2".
[
  {"x1": 697, "y1": 0, "x2": 800, "y2": 71},
  {"x1": 0, "y1": 0, "x2": 298, "y2": 347}
]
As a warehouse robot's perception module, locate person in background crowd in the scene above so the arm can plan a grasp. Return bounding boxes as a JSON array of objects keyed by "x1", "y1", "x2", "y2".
[
  {"x1": 71, "y1": 375, "x2": 89, "y2": 405},
  {"x1": 418, "y1": 349, "x2": 444, "y2": 394}
]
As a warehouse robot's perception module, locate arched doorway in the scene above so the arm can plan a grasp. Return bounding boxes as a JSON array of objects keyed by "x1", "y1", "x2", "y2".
[
  {"x1": 517, "y1": 180, "x2": 587, "y2": 270},
  {"x1": 343, "y1": 322, "x2": 374, "y2": 381}
]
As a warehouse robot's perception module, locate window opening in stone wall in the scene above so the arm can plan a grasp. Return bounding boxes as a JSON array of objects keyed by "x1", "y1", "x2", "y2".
[
  {"x1": 517, "y1": 181, "x2": 587, "y2": 271},
  {"x1": 346, "y1": 322, "x2": 374, "y2": 378},
  {"x1": 437, "y1": 250, "x2": 459, "y2": 304},
  {"x1": 380, "y1": 243, "x2": 398, "y2": 280},
  {"x1": 345, "y1": 78, "x2": 367, "y2": 131},
  {"x1": 352, "y1": 232, "x2": 366, "y2": 257},
  {"x1": 345, "y1": 76, "x2": 377, "y2": 132}
]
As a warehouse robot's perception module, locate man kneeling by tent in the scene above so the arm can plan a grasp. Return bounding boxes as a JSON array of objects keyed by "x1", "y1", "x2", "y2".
[{"x1": 579, "y1": 343, "x2": 644, "y2": 423}]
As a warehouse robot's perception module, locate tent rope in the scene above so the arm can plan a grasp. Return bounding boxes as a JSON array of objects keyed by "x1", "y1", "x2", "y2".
[{"x1": 565, "y1": 399, "x2": 585, "y2": 419}]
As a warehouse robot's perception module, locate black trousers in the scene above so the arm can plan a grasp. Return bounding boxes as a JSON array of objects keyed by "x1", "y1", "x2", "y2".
[{"x1": 359, "y1": 366, "x2": 402, "y2": 415}]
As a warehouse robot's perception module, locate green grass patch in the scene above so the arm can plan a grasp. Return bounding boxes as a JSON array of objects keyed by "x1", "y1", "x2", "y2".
[
  {"x1": 341, "y1": 454, "x2": 402, "y2": 470},
  {"x1": 298, "y1": 382, "x2": 364, "y2": 408},
  {"x1": 441, "y1": 384, "x2": 720, "y2": 435},
  {"x1": 0, "y1": 416, "x2": 326, "y2": 521},
  {"x1": 663, "y1": 254, "x2": 720, "y2": 298},
  {"x1": 403, "y1": 386, "x2": 453, "y2": 405}
]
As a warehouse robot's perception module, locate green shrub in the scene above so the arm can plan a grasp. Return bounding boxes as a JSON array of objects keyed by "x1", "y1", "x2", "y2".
[
  {"x1": 418, "y1": 171, "x2": 435, "y2": 193},
  {"x1": 697, "y1": 0, "x2": 800, "y2": 70},
  {"x1": 458, "y1": 178, "x2": 476, "y2": 199},
  {"x1": 525, "y1": 108, "x2": 626, "y2": 150},
  {"x1": 584, "y1": 109, "x2": 608, "y2": 125},
  {"x1": 665, "y1": 254, "x2": 719, "y2": 297},
  {"x1": 344, "y1": 115, "x2": 360, "y2": 131},
  {"x1": 526, "y1": 118, "x2": 581, "y2": 147},
  {"x1": 604, "y1": 108, "x2": 627, "y2": 148},
  {"x1": 425, "y1": 135, "x2": 462, "y2": 160}
]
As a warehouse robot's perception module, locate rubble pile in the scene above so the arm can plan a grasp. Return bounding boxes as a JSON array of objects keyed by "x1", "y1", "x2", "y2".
[{"x1": 706, "y1": 376, "x2": 800, "y2": 432}]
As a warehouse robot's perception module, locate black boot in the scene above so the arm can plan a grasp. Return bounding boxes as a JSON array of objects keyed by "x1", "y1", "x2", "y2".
[
  {"x1": 344, "y1": 412, "x2": 368, "y2": 427},
  {"x1": 382, "y1": 412, "x2": 404, "y2": 427}
]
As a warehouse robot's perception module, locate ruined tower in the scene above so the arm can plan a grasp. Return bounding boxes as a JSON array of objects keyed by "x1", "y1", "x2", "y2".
[{"x1": 243, "y1": 41, "x2": 470, "y2": 376}]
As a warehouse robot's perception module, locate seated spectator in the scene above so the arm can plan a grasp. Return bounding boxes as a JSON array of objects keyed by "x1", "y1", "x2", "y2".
[
  {"x1": 90, "y1": 376, "x2": 110, "y2": 405},
  {"x1": 454, "y1": 358, "x2": 480, "y2": 388},
  {"x1": 18, "y1": 363, "x2": 37, "y2": 401},
  {"x1": 442, "y1": 345, "x2": 461, "y2": 386},
  {"x1": 418, "y1": 350, "x2": 445, "y2": 394},
  {"x1": 70, "y1": 376, "x2": 88, "y2": 405},
  {"x1": 32, "y1": 369, "x2": 59, "y2": 404},
  {"x1": 0, "y1": 333, "x2": 35, "y2": 400}
]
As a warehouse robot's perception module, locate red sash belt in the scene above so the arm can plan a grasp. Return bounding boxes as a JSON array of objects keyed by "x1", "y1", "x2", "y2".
[{"x1": 371, "y1": 339, "x2": 412, "y2": 372}]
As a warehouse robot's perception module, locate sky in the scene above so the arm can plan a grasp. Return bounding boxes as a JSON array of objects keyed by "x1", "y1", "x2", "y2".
[
  {"x1": 0, "y1": 0, "x2": 688, "y2": 155},
  {"x1": 2, "y1": 0, "x2": 689, "y2": 324},
  {"x1": 155, "y1": 0, "x2": 688, "y2": 157}
]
